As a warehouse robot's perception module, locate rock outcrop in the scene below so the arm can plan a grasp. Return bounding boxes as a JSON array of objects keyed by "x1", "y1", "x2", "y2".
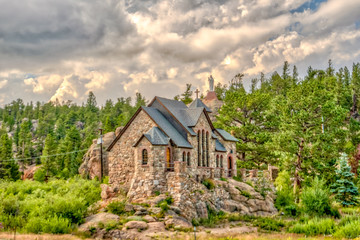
[
  {"x1": 136, "y1": 177, "x2": 277, "y2": 221},
  {"x1": 22, "y1": 164, "x2": 41, "y2": 180},
  {"x1": 79, "y1": 129, "x2": 122, "y2": 179},
  {"x1": 78, "y1": 212, "x2": 120, "y2": 231}
]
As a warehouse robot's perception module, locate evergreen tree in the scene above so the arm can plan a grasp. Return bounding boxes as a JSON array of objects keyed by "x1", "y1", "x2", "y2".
[
  {"x1": 331, "y1": 154, "x2": 359, "y2": 206},
  {"x1": 0, "y1": 134, "x2": 20, "y2": 180},
  {"x1": 216, "y1": 84, "x2": 275, "y2": 168},
  {"x1": 272, "y1": 74, "x2": 348, "y2": 193},
  {"x1": 86, "y1": 91, "x2": 98, "y2": 113},
  {"x1": 41, "y1": 134, "x2": 57, "y2": 176},
  {"x1": 17, "y1": 120, "x2": 32, "y2": 163},
  {"x1": 180, "y1": 84, "x2": 193, "y2": 104}
]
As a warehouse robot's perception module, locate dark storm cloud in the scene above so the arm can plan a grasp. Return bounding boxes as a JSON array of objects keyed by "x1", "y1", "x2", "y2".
[{"x1": 0, "y1": 0, "x2": 138, "y2": 71}]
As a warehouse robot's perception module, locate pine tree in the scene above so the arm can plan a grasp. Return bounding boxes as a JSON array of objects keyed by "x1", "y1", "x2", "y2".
[
  {"x1": 331, "y1": 154, "x2": 359, "y2": 206},
  {"x1": 180, "y1": 84, "x2": 193, "y2": 104},
  {"x1": 0, "y1": 134, "x2": 20, "y2": 180},
  {"x1": 41, "y1": 134, "x2": 57, "y2": 176}
]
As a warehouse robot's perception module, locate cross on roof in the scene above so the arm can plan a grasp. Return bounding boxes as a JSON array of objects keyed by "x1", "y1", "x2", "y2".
[{"x1": 195, "y1": 89, "x2": 200, "y2": 99}]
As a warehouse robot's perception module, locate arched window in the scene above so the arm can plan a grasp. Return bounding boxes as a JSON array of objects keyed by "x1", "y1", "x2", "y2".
[
  {"x1": 216, "y1": 155, "x2": 219, "y2": 168},
  {"x1": 142, "y1": 149, "x2": 148, "y2": 165},
  {"x1": 206, "y1": 132, "x2": 209, "y2": 167},
  {"x1": 220, "y1": 155, "x2": 223, "y2": 168},
  {"x1": 202, "y1": 130, "x2": 205, "y2": 166},
  {"x1": 197, "y1": 130, "x2": 201, "y2": 166},
  {"x1": 182, "y1": 151, "x2": 186, "y2": 162},
  {"x1": 187, "y1": 152, "x2": 190, "y2": 166}
]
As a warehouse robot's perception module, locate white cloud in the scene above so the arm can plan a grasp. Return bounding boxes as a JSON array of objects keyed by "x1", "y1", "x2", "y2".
[
  {"x1": 0, "y1": 80, "x2": 8, "y2": 89},
  {"x1": 0, "y1": 0, "x2": 359, "y2": 104}
]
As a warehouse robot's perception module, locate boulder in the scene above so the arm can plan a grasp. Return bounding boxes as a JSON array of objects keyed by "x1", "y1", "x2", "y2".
[
  {"x1": 165, "y1": 216, "x2": 192, "y2": 229},
  {"x1": 150, "y1": 194, "x2": 167, "y2": 206},
  {"x1": 22, "y1": 164, "x2": 41, "y2": 180},
  {"x1": 146, "y1": 222, "x2": 166, "y2": 232},
  {"x1": 143, "y1": 215, "x2": 156, "y2": 223},
  {"x1": 100, "y1": 184, "x2": 115, "y2": 200},
  {"x1": 124, "y1": 221, "x2": 148, "y2": 230},
  {"x1": 78, "y1": 212, "x2": 119, "y2": 231},
  {"x1": 149, "y1": 207, "x2": 162, "y2": 215},
  {"x1": 105, "y1": 230, "x2": 136, "y2": 240},
  {"x1": 124, "y1": 204, "x2": 134, "y2": 212}
]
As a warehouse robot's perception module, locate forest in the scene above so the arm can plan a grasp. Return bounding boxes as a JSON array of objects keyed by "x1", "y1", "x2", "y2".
[{"x1": 0, "y1": 60, "x2": 360, "y2": 239}]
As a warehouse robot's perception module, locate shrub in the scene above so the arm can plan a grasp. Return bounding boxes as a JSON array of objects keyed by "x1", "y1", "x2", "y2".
[
  {"x1": 0, "y1": 178, "x2": 101, "y2": 234},
  {"x1": 33, "y1": 168, "x2": 46, "y2": 182},
  {"x1": 220, "y1": 177, "x2": 228, "y2": 182},
  {"x1": 289, "y1": 218, "x2": 335, "y2": 236},
  {"x1": 252, "y1": 217, "x2": 285, "y2": 232},
  {"x1": 165, "y1": 196, "x2": 174, "y2": 205},
  {"x1": 333, "y1": 220, "x2": 360, "y2": 239},
  {"x1": 300, "y1": 177, "x2": 337, "y2": 217},
  {"x1": 202, "y1": 179, "x2": 215, "y2": 190},
  {"x1": 102, "y1": 176, "x2": 109, "y2": 184},
  {"x1": 194, "y1": 205, "x2": 226, "y2": 227},
  {"x1": 106, "y1": 201, "x2": 126, "y2": 215},
  {"x1": 235, "y1": 187, "x2": 251, "y2": 198},
  {"x1": 232, "y1": 175, "x2": 242, "y2": 182}
]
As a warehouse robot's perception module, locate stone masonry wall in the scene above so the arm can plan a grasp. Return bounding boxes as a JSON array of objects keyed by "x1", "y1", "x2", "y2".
[{"x1": 108, "y1": 110, "x2": 157, "y2": 189}]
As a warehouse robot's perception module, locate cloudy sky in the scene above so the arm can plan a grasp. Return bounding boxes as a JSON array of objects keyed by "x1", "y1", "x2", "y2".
[{"x1": 0, "y1": 0, "x2": 359, "y2": 105}]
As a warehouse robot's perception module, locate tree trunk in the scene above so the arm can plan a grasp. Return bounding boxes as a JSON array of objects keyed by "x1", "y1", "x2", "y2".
[
  {"x1": 294, "y1": 139, "x2": 304, "y2": 195},
  {"x1": 350, "y1": 144, "x2": 360, "y2": 178}
]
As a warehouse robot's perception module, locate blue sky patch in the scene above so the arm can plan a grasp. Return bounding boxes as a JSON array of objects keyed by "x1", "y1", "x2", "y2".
[{"x1": 291, "y1": 0, "x2": 327, "y2": 13}]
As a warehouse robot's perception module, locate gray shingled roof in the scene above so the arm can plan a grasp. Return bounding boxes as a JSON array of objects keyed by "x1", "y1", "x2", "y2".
[
  {"x1": 215, "y1": 139, "x2": 227, "y2": 152},
  {"x1": 144, "y1": 127, "x2": 170, "y2": 145},
  {"x1": 155, "y1": 97, "x2": 197, "y2": 135},
  {"x1": 142, "y1": 106, "x2": 193, "y2": 148},
  {"x1": 211, "y1": 131, "x2": 218, "y2": 139},
  {"x1": 179, "y1": 108, "x2": 203, "y2": 127},
  {"x1": 216, "y1": 128, "x2": 239, "y2": 142},
  {"x1": 189, "y1": 98, "x2": 212, "y2": 112}
]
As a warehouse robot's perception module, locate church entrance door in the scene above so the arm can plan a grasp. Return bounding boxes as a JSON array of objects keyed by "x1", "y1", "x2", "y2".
[
  {"x1": 228, "y1": 156, "x2": 233, "y2": 177},
  {"x1": 166, "y1": 148, "x2": 174, "y2": 171}
]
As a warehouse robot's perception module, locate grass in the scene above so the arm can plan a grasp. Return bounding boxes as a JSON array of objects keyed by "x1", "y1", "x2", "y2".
[
  {"x1": 288, "y1": 218, "x2": 336, "y2": 236},
  {"x1": 202, "y1": 179, "x2": 215, "y2": 190}
]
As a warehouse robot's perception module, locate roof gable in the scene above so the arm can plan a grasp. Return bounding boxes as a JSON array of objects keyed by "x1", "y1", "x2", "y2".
[
  {"x1": 142, "y1": 107, "x2": 193, "y2": 148},
  {"x1": 189, "y1": 98, "x2": 212, "y2": 112},
  {"x1": 134, "y1": 127, "x2": 170, "y2": 147}
]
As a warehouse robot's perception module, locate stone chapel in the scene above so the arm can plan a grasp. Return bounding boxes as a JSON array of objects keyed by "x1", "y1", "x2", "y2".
[{"x1": 106, "y1": 80, "x2": 238, "y2": 200}]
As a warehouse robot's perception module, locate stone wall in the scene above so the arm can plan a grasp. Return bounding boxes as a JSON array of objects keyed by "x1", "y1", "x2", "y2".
[{"x1": 108, "y1": 110, "x2": 157, "y2": 188}]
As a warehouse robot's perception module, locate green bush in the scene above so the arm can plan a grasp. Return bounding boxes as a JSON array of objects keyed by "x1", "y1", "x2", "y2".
[
  {"x1": 232, "y1": 175, "x2": 242, "y2": 182},
  {"x1": 0, "y1": 178, "x2": 101, "y2": 234},
  {"x1": 235, "y1": 187, "x2": 251, "y2": 198},
  {"x1": 202, "y1": 179, "x2": 215, "y2": 190},
  {"x1": 106, "y1": 201, "x2": 126, "y2": 215},
  {"x1": 288, "y1": 218, "x2": 336, "y2": 236},
  {"x1": 300, "y1": 177, "x2": 338, "y2": 217},
  {"x1": 25, "y1": 216, "x2": 72, "y2": 234},
  {"x1": 252, "y1": 217, "x2": 285, "y2": 232},
  {"x1": 33, "y1": 168, "x2": 46, "y2": 182},
  {"x1": 220, "y1": 177, "x2": 228, "y2": 182},
  {"x1": 333, "y1": 220, "x2": 360, "y2": 239}
]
